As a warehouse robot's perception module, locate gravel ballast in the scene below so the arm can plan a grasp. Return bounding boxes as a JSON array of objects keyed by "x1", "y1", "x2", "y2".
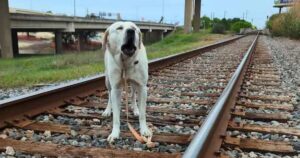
[{"x1": 263, "y1": 36, "x2": 300, "y2": 107}]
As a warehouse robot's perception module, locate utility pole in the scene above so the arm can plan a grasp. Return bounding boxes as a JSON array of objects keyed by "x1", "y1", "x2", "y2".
[
  {"x1": 184, "y1": 0, "x2": 193, "y2": 33},
  {"x1": 30, "y1": 0, "x2": 33, "y2": 10},
  {"x1": 193, "y1": 0, "x2": 201, "y2": 32},
  {"x1": 73, "y1": 0, "x2": 76, "y2": 18},
  {"x1": 162, "y1": 0, "x2": 165, "y2": 18}
]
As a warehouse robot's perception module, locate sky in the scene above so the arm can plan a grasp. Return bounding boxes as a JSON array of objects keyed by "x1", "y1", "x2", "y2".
[{"x1": 8, "y1": 0, "x2": 284, "y2": 29}]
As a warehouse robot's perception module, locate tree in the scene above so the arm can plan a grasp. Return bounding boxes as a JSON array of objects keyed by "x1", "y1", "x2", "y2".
[
  {"x1": 212, "y1": 18, "x2": 221, "y2": 24},
  {"x1": 212, "y1": 23, "x2": 226, "y2": 34},
  {"x1": 200, "y1": 16, "x2": 212, "y2": 29},
  {"x1": 231, "y1": 21, "x2": 252, "y2": 33},
  {"x1": 221, "y1": 18, "x2": 230, "y2": 30}
]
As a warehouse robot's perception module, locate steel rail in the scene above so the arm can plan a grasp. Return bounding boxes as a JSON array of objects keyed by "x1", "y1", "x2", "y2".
[
  {"x1": 0, "y1": 35, "x2": 244, "y2": 129},
  {"x1": 183, "y1": 33, "x2": 259, "y2": 158}
]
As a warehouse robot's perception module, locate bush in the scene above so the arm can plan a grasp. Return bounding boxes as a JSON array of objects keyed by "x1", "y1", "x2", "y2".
[
  {"x1": 271, "y1": 14, "x2": 286, "y2": 36},
  {"x1": 267, "y1": 2, "x2": 300, "y2": 39},
  {"x1": 266, "y1": 14, "x2": 282, "y2": 30},
  {"x1": 231, "y1": 21, "x2": 252, "y2": 33},
  {"x1": 211, "y1": 23, "x2": 226, "y2": 34}
]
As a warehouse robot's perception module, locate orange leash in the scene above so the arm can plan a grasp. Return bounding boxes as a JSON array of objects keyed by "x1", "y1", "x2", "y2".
[{"x1": 122, "y1": 69, "x2": 155, "y2": 147}]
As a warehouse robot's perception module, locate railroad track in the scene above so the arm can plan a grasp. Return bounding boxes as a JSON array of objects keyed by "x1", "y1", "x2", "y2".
[
  {"x1": 184, "y1": 35, "x2": 300, "y2": 158},
  {"x1": 218, "y1": 38, "x2": 300, "y2": 158},
  {"x1": 0, "y1": 34, "x2": 297, "y2": 158}
]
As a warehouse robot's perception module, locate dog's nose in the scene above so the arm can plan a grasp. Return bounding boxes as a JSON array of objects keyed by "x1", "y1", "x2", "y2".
[{"x1": 126, "y1": 29, "x2": 135, "y2": 35}]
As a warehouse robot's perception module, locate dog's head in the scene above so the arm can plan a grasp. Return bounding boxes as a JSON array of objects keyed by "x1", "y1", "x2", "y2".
[{"x1": 103, "y1": 21, "x2": 142, "y2": 57}]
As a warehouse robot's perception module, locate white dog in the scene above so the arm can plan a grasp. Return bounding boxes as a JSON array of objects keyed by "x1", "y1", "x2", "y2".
[{"x1": 102, "y1": 21, "x2": 152, "y2": 142}]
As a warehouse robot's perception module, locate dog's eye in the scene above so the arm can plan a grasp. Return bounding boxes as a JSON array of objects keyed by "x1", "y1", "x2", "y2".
[
  {"x1": 131, "y1": 27, "x2": 136, "y2": 31},
  {"x1": 116, "y1": 26, "x2": 123, "y2": 30}
]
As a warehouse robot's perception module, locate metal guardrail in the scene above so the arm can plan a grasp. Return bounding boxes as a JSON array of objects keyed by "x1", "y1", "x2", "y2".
[{"x1": 183, "y1": 33, "x2": 259, "y2": 158}]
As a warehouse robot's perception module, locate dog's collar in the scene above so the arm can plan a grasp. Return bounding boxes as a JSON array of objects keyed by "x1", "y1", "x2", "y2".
[{"x1": 121, "y1": 54, "x2": 139, "y2": 66}]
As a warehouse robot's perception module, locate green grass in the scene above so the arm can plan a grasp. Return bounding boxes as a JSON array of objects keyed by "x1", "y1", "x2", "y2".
[
  {"x1": 0, "y1": 29, "x2": 229, "y2": 88},
  {"x1": 147, "y1": 29, "x2": 228, "y2": 59}
]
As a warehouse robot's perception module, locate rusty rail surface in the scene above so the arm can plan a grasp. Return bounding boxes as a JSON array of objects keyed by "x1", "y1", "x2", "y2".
[{"x1": 183, "y1": 34, "x2": 259, "y2": 158}]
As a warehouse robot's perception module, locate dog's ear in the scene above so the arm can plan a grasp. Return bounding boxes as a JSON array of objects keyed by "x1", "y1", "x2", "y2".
[
  {"x1": 139, "y1": 30, "x2": 142, "y2": 49},
  {"x1": 102, "y1": 29, "x2": 109, "y2": 50}
]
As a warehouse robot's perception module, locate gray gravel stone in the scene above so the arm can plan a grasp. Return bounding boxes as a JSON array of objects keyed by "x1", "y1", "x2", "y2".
[
  {"x1": 70, "y1": 140, "x2": 79, "y2": 146},
  {"x1": 293, "y1": 142, "x2": 300, "y2": 151},
  {"x1": 261, "y1": 134, "x2": 271, "y2": 140},
  {"x1": 159, "y1": 146, "x2": 168, "y2": 152},
  {"x1": 70, "y1": 130, "x2": 77, "y2": 137},
  {"x1": 134, "y1": 141, "x2": 143, "y2": 148},
  {"x1": 5, "y1": 146, "x2": 15, "y2": 156},
  {"x1": 32, "y1": 134, "x2": 42, "y2": 141},
  {"x1": 133, "y1": 148, "x2": 142, "y2": 151},
  {"x1": 33, "y1": 154, "x2": 42, "y2": 158},
  {"x1": 249, "y1": 151, "x2": 257, "y2": 158},
  {"x1": 0, "y1": 134, "x2": 7, "y2": 139},
  {"x1": 271, "y1": 134, "x2": 280, "y2": 141},
  {"x1": 43, "y1": 130, "x2": 51, "y2": 138},
  {"x1": 271, "y1": 121, "x2": 280, "y2": 126}
]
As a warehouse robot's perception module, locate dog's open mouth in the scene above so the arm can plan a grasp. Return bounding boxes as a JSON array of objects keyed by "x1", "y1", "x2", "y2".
[
  {"x1": 121, "y1": 44, "x2": 136, "y2": 57},
  {"x1": 121, "y1": 30, "x2": 137, "y2": 57}
]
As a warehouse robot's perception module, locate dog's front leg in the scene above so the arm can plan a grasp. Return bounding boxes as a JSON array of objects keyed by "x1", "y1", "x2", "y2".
[
  {"x1": 137, "y1": 85, "x2": 152, "y2": 137},
  {"x1": 102, "y1": 77, "x2": 112, "y2": 117},
  {"x1": 107, "y1": 88, "x2": 122, "y2": 142},
  {"x1": 131, "y1": 85, "x2": 139, "y2": 116},
  {"x1": 102, "y1": 90, "x2": 112, "y2": 117}
]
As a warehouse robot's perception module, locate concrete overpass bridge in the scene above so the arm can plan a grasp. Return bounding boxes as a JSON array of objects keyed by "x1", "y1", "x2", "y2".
[
  {"x1": 9, "y1": 13, "x2": 175, "y2": 56},
  {"x1": 0, "y1": 0, "x2": 175, "y2": 58},
  {"x1": 273, "y1": 0, "x2": 298, "y2": 13},
  {"x1": 10, "y1": 14, "x2": 174, "y2": 31}
]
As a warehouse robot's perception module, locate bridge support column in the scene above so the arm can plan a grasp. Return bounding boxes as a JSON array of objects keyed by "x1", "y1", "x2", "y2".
[
  {"x1": 11, "y1": 30, "x2": 19, "y2": 56},
  {"x1": 163, "y1": 30, "x2": 172, "y2": 38},
  {"x1": 193, "y1": 0, "x2": 201, "y2": 32},
  {"x1": 0, "y1": 0, "x2": 14, "y2": 58},
  {"x1": 184, "y1": 0, "x2": 193, "y2": 33},
  {"x1": 78, "y1": 32, "x2": 85, "y2": 52},
  {"x1": 142, "y1": 31, "x2": 149, "y2": 44},
  {"x1": 143, "y1": 30, "x2": 164, "y2": 44},
  {"x1": 55, "y1": 31, "x2": 63, "y2": 54},
  {"x1": 279, "y1": 7, "x2": 282, "y2": 14}
]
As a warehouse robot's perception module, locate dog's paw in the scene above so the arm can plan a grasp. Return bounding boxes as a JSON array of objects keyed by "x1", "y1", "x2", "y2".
[
  {"x1": 102, "y1": 108, "x2": 111, "y2": 117},
  {"x1": 107, "y1": 129, "x2": 120, "y2": 143},
  {"x1": 140, "y1": 126, "x2": 152, "y2": 137}
]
